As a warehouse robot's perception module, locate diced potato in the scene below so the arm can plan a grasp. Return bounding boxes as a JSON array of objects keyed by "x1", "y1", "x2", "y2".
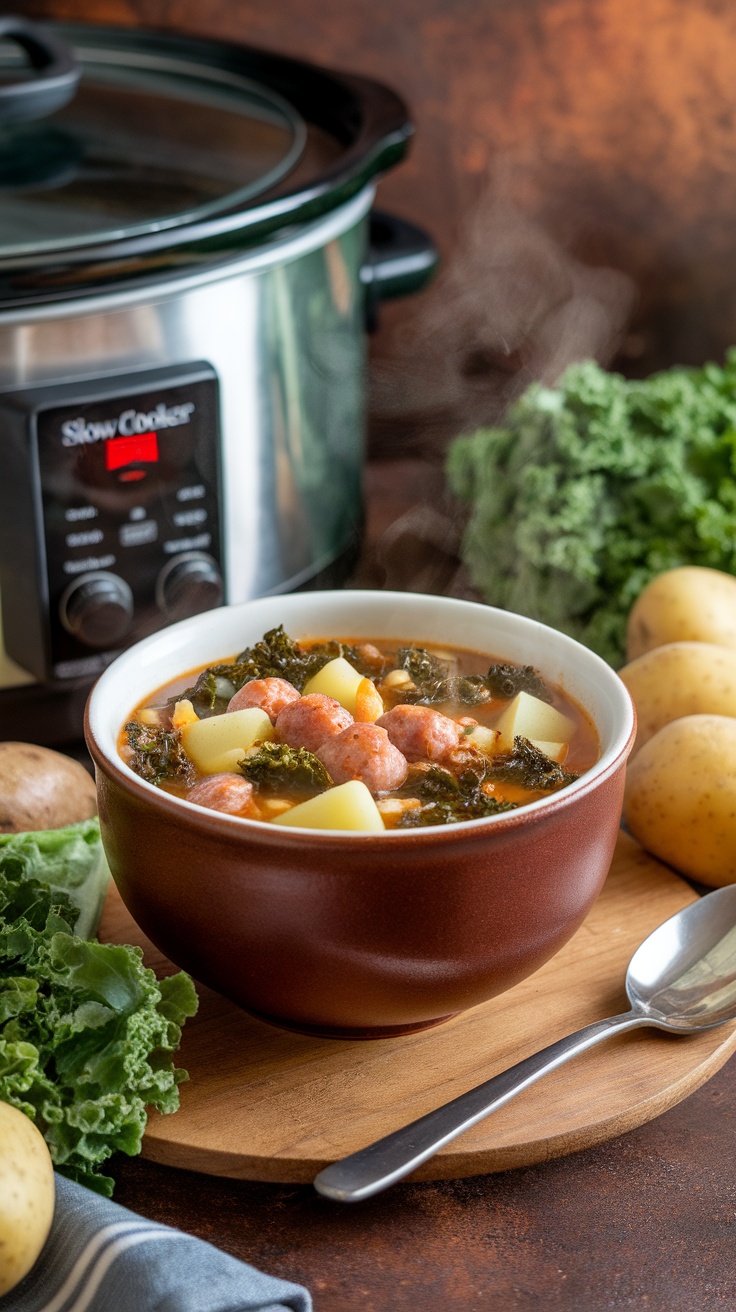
[
  {"x1": 139, "y1": 707, "x2": 162, "y2": 727},
  {"x1": 464, "y1": 725, "x2": 502, "y2": 755},
  {"x1": 272, "y1": 780, "x2": 386, "y2": 832},
  {"x1": 182, "y1": 708, "x2": 273, "y2": 774},
  {"x1": 303, "y1": 656, "x2": 364, "y2": 714},
  {"x1": 495, "y1": 692, "x2": 574, "y2": 752},
  {"x1": 171, "y1": 698, "x2": 199, "y2": 729},
  {"x1": 216, "y1": 748, "x2": 250, "y2": 773},
  {"x1": 354, "y1": 677, "x2": 385, "y2": 723},
  {"x1": 529, "y1": 739, "x2": 568, "y2": 764}
]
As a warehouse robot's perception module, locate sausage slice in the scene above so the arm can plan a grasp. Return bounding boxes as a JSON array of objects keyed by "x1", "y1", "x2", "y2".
[
  {"x1": 317, "y1": 723, "x2": 408, "y2": 793},
  {"x1": 274, "y1": 693, "x2": 353, "y2": 754},
  {"x1": 376, "y1": 704, "x2": 462, "y2": 762},
  {"x1": 228, "y1": 677, "x2": 300, "y2": 722}
]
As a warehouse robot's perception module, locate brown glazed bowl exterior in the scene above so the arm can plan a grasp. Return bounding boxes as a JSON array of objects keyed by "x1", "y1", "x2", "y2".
[{"x1": 86, "y1": 591, "x2": 636, "y2": 1038}]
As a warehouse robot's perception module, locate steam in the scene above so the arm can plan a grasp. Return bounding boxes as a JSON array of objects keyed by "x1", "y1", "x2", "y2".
[
  {"x1": 358, "y1": 189, "x2": 637, "y2": 594},
  {"x1": 370, "y1": 192, "x2": 635, "y2": 451}
]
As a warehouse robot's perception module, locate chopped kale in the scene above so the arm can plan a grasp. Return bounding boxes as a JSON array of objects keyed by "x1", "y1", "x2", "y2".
[
  {"x1": 396, "y1": 763, "x2": 515, "y2": 827},
  {"x1": 484, "y1": 664, "x2": 553, "y2": 703},
  {"x1": 233, "y1": 626, "x2": 331, "y2": 691},
  {"x1": 396, "y1": 647, "x2": 452, "y2": 704},
  {"x1": 173, "y1": 628, "x2": 388, "y2": 719},
  {"x1": 395, "y1": 740, "x2": 578, "y2": 827},
  {"x1": 452, "y1": 675, "x2": 493, "y2": 706},
  {"x1": 238, "y1": 742, "x2": 333, "y2": 795},
  {"x1": 170, "y1": 627, "x2": 332, "y2": 717},
  {"x1": 398, "y1": 797, "x2": 515, "y2": 827},
  {"x1": 394, "y1": 648, "x2": 493, "y2": 706},
  {"x1": 173, "y1": 666, "x2": 237, "y2": 718},
  {"x1": 125, "y1": 722, "x2": 195, "y2": 787},
  {"x1": 488, "y1": 737, "x2": 579, "y2": 791}
]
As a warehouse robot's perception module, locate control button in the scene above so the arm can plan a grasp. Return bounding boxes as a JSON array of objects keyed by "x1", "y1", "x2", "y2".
[
  {"x1": 156, "y1": 552, "x2": 223, "y2": 622},
  {"x1": 173, "y1": 507, "x2": 207, "y2": 528},
  {"x1": 177, "y1": 484, "x2": 205, "y2": 502},
  {"x1": 119, "y1": 519, "x2": 157, "y2": 547},
  {"x1": 59, "y1": 571, "x2": 134, "y2": 648},
  {"x1": 163, "y1": 532, "x2": 211, "y2": 555},
  {"x1": 65, "y1": 527, "x2": 104, "y2": 548},
  {"x1": 65, "y1": 506, "x2": 98, "y2": 523}
]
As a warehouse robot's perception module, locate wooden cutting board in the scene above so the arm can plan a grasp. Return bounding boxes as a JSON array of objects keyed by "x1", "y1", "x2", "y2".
[{"x1": 98, "y1": 831, "x2": 736, "y2": 1182}]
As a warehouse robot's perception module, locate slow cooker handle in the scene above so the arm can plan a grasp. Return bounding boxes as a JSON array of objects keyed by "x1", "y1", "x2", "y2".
[
  {"x1": 0, "y1": 16, "x2": 81, "y2": 124},
  {"x1": 362, "y1": 211, "x2": 438, "y2": 329}
]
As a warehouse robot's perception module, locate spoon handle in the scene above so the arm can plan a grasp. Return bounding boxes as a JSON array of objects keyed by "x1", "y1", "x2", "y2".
[{"x1": 314, "y1": 1010, "x2": 648, "y2": 1201}]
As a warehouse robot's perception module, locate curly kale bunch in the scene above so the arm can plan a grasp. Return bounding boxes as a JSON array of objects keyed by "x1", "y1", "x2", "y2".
[
  {"x1": 448, "y1": 354, "x2": 736, "y2": 666},
  {"x1": 0, "y1": 821, "x2": 197, "y2": 1196}
]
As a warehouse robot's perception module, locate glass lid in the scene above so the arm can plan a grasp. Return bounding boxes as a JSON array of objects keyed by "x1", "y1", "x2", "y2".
[{"x1": 0, "y1": 31, "x2": 307, "y2": 258}]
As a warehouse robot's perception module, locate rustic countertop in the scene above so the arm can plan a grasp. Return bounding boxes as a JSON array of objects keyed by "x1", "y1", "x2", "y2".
[
  {"x1": 112, "y1": 458, "x2": 736, "y2": 1311},
  {"x1": 112, "y1": 1062, "x2": 736, "y2": 1311}
]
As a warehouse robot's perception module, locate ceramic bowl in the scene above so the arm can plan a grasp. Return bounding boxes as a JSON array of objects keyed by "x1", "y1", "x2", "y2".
[{"x1": 86, "y1": 591, "x2": 635, "y2": 1038}]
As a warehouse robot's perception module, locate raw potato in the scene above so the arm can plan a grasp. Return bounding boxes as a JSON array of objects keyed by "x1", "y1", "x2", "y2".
[
  {"x1": 273, "y1": 780, "x2": 386, "y2": 832},
  {"x1": 495, "y1": 692, "x2": 574, "y2": 752},
  {"x1": 303, "y1": 657, "x2": 363, "y2": 714},
  {"x1": 0, "y1": 1101, "x2": 55, "y2": 1297},
  {"x1": 619, "y1": 641, "x2": 736, "y2": 754},
  {"x1": 0, "y1": 742, "x2": 96, "y2": 834},
  {"x1": 627, "y1": 566, "x2": 736, "y2": 659},
  {"x1": 182, "y1": 708, "x2": 273, "y2": 774},
  {"x1": 624, "y1": 714, "x2": 736, "y2": 886}
]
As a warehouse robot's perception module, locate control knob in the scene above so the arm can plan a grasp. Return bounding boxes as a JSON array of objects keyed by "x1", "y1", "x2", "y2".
[
  {"x1": 156, "y1": 552, "x2": 223, "y2": 622},
  {"x1": 59, "y1": 571, "x2": 134, "y2": 648}
]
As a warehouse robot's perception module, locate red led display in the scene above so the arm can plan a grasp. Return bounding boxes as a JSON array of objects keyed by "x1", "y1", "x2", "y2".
[{"x1": 105, "y1": 431, "x2": 159, "y2": 472}]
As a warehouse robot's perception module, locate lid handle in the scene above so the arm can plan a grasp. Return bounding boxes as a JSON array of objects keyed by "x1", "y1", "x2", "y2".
[{"x1": 0, "y1": 16, "x2": 80, "y2": 124}]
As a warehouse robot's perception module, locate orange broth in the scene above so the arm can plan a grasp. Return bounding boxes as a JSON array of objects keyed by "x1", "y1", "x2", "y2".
[{"x1": 119, "y1": 637, "x2": 600, "y2": 825}]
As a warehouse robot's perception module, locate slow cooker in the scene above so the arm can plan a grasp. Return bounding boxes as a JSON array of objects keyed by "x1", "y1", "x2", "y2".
[{"x1": 0, "y1": 17, "x2": 436, "y2": 743}]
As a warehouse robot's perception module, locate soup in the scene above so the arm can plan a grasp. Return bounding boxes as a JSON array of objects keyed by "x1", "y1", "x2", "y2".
[{"x1": 119, "y1": 626, "x2": 599, "y2": 831}]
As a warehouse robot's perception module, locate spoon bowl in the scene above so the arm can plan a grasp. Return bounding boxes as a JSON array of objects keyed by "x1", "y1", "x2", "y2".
[
  {"x1": 316, "y1": 882, "x2": 736, "y2": 1201},
  {"x1": 627, "y1": 883, "x2": 736, "y2": 1030}
]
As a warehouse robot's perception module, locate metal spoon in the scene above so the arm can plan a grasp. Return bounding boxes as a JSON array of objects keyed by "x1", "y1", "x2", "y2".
[{"x1": 314, "y1": 884, "x2": 736, "y2": 1202}]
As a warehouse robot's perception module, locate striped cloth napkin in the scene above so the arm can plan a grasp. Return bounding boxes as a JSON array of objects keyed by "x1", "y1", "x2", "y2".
[{"x1": 3, "y1": 1174, "x2": 311, "y2": 1312}]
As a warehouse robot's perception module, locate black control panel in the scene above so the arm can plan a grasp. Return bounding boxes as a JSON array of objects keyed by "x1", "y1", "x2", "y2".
[{"x1": 0, "y1": 362, "x2": 224, "y2": 683}]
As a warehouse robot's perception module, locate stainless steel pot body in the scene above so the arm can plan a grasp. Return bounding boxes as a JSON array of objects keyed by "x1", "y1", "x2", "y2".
[{"x1": 0, "y1": 186, "x2": 373, "y2": 616}]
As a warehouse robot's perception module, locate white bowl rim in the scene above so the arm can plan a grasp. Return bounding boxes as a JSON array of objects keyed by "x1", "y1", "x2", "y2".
[{"x1": 86, "y1": 589, "x2": 635, "y2": 839}]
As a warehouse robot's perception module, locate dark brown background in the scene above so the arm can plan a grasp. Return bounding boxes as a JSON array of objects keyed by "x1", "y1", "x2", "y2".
[
  {"x1": 16, "y1": 0, "x2": 736, "y2": 451},
  {"x1": 14, "y1": 3, "x2": 736, "y2": 1306}
]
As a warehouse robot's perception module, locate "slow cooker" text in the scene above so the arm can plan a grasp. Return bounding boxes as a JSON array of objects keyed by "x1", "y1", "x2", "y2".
[{"x1": 60, "y1": 401, "x2": 195, "y2": 446}]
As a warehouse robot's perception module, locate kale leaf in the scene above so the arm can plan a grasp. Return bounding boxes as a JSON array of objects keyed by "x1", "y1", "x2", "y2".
[
  {"x1": 396, "y1": 738, "x2": 578, "y2": 827},
  {"x1": 0, "y1": 821, "x2": 197, "y2": 1196},
  {"x1": 396, "y1": 647, "x2": 451, "y2": 703},
  {"x1": 125, "y1": 722, "x2": 195, "y2": 787},
  {"x1": 396, "y1": 763, "x2": 515, "y2": 827},
  {"x1": 449, "y1": 353, "x2": 736, "y2": 666},
  {"x1": 238, "y1": 742, "x2": 333, "y2": 795},
  {"x1": 172, "y1": 627, "x2": 378, "y2": 720},
  {"x1": 488, "y1": 737, "x2": 579, "y2": 791},
  {"x1": 394, "y1": 648, "x2": 497, "y2": 706},
  {"x1": 452, "y1": 675, "x2": 494, "y2": 706},
  {"x1": 484, "y1": 663, "x2": 553, "y2": 703},
  {"x1": 174, "y1": 666, "x2": 238, "y2": 718},
  {"x1": 233, "y1": 626, "x2": 329, "y2": 691}
]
